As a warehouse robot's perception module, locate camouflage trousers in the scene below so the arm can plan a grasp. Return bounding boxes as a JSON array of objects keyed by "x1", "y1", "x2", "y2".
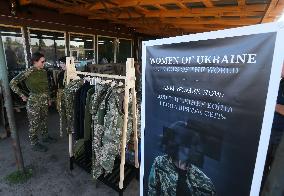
[
  {"x1": 56, "y1": 89, "x2": 66, "y2": 137},
  {"x1": 26, "y1": 93, "x2": 48, "y2": 145}
]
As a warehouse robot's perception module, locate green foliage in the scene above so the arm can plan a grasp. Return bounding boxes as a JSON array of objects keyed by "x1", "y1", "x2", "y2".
[{"x1": 4, "y1": 168, "x2": 33, "y2": 184}]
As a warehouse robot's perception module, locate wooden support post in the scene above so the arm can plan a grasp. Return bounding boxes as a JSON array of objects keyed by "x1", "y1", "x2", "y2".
[
  {"x1": 0, "y1": 36, "x2": 25, "y2": 171},
  {"x1": 66, "y1": 57, "x2": 76, "y2": 159},
  {"x1": 131, "y1": 87, "x2": 139, "y2": 168},
  {"x1": 69, "y1": 134, "x2": 73, "y2": 157},
  {"x1": 119, "y1": 86, "x2": 129, "y2": 189},
  {"x1": 119, "y1": 58, "x2": 137, "y2": 189}
]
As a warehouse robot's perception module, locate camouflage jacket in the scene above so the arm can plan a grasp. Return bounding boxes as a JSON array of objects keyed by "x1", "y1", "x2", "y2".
[
  {"x1": 83, "y1": 88, "x2": 96, "y2": 141},
  {"x1": 99, "y1": 87, "x2": 124, "y2": 175},
  {"x1": 89, "y1": 84, "x2": 105, "y2": 180},
  {"x1": 10, "y1": 67, "x2": 49, "y2": 98},
  {"x1": 148, "y1": 155, "x2": 216, "y2": 196},
  {"x1": 92, "y1": 86, "x2": 114, "y2": 179},
  {"x1": 91, "y1": 85, "x2": 138, "y2": 179},
  {"x1": 90, "y1": 84, "x2": 109, "y2": 129},
  {"x1": 63, "y1": 79, "x2": 83, "y2": 134}
]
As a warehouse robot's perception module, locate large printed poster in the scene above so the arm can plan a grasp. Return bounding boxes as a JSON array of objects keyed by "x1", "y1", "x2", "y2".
[{"x1": 142, "y1": 23, "x2": 284, "y2": 196}]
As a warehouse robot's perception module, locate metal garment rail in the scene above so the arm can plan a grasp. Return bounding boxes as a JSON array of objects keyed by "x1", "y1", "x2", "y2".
[{"x1": 65, "y1": 57, "x2": 139, "y2": 189}]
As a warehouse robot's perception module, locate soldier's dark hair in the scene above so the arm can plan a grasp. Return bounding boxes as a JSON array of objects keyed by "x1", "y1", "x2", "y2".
[
  {"x1": 31, "y1": 52, "x2": 44, "y2": 64},
  {"x1": 58, "y1": 56, "x2": 67, "y2": 63},
  {"x1": 161, "y1": 121, "x2": 203, "y2": 161}
]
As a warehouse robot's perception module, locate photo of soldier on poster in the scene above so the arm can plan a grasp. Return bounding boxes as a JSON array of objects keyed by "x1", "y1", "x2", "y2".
[{"x1": 148, "y1": 121, "x2": 216, "y2": 196}]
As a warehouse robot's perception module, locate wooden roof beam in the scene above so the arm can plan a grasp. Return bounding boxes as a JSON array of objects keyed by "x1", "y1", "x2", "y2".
[
  {"x1": 134, "y1": 5, "x2": 150, "y2": 13},
  {"x1": 176, "y1": 2, "x2": 188, "y2": 9},
  {"x1": 88, "y1": 0, "x2": 199, "y2": 11},
  {"x1": 237, "y1": 0, "x2": 246, "y2": 6},
  {"x1": 202, "y1": 0, "x2": 214, "y2": 7},
  {"x1": 126, "y1": 22, "x2": 252, "y2": 35},
  {"x1": 222, "y1": 11, "x2": 263, "y2": 17},
  {"x1": 237, "y1": 0, "x2": 247, "y2": 18},
  {"x1": 190, "y1": 4, "x2": 266, "y2": 12},
  {"x1": 161, "y1": 17, "x2": 262, "y2": 25},
  {"x1": 153, "y1": 4, "x2": 168, "y2": 11},
  {"x1": 166, "y1": 23, "x2": 224, "y2": 32},
  {"x1": 89, "y1": 5, "x2": 267, "y2": 19},
  {"x1": 180, "y1": 26, "x2": 223, "y2": 31},
  {"x1": 19, "y1": 0, "x2": 66, "y2": 9},
  {"x1": 19, "y1": 0, "x2": 32, "y2": 6},
  {"x1": 136, "y1": 27, "x2": 215, "y2": 35},
  {"x1": 119, "y1": 21, "x2": 261, "y2": 32},
  {"x1": 135, "y1": 27, "x2": 183, "y2": 35},
  {"x1": 119, "y1": 17, "x2": 261, "y2": 25},
  {"x1": 56, "y1": 0, "x2": 74, "y2": 5},
  {"x1": 135, "y1": 30, "x2": 178, "y2": 36},
  {"x1": 262, "y1": 0, "x2": 284, "y2": 22},
  {"x1": 89, "y1": 13, "x2": 261, "y2": 19}
]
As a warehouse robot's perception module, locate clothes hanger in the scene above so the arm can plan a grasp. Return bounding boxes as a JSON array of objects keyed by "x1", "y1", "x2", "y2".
[
  {"x1": 101, "y1": 79, "x2": 112, "y2": 85},
  {"x1": 84, "y1": 76, "x2": 90, "y2": 83},
  {"x1": 89, "y1": 77, "x2": 93, "y2": 85},
  {"x1": 110, "y1": 80, "x2": 116, "y2": 87},
  {"x1": 118, "y1": 81, "x2": 124, "y2": 87}
]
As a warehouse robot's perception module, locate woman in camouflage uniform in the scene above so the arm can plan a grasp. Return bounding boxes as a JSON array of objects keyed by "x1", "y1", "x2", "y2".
[
  {"x1": 10, "y1": 52, "x2": 56, "y2": 152},
  {"x1": 148, "y1": 121, "x2": 216, "y2": 196}
]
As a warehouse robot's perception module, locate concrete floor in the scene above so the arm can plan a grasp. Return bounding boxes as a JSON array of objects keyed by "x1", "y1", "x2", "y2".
[{"x1": 0, "y1": 107, "x2": 139, "y2": 196}]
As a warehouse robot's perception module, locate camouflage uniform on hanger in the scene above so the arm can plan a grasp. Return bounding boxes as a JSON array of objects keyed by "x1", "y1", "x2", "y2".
[
  {"x1": 56, "y1": 70, "x2": 66, "y2": 137},
  {"x1": 92, "y1": 86, "x2": 113, "y2": 179},
  {"x1": 57, "y1": 88, "x2": 65, "y2": 137},
  {"x1": 62, "y1": 79, "x2": 83, "y2": 135},
  {"x1": 99, "y1": 87, "x2": 124, "y2": 174},
  {"x1": 92, "y1": 85, "x2": 139, "y2": 179}
]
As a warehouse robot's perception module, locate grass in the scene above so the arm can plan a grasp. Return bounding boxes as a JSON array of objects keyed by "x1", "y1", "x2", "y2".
[{"x1": 4, "y1": 168, "x2": 33, "y2": 184}]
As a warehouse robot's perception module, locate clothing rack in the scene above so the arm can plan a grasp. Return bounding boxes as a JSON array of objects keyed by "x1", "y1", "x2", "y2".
[{"x1": 65, "y1": 57, "x2": 139, "y2": 190}]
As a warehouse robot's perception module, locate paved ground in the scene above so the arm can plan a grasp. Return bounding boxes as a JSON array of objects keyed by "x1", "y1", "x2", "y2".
[{"x1": 0, "y1": 107, "x2": 139, "y2": 196}]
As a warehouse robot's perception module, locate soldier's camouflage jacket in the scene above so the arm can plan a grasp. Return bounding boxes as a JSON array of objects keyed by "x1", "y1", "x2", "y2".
[
  {"x1": 148, "y1": 155, "x2": 216, "y2": 196},
  {"x1": 10, "y1": 67, "x2": 49, "y2": 98}
]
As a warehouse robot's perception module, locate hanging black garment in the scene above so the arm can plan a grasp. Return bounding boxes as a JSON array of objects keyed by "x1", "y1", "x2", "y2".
[
  {"x1": 74, "y1": 82, "x2": 92, "y2": 140},
  {"x1": 57, "y1": 70, "x2": 65, "y2": 89}
]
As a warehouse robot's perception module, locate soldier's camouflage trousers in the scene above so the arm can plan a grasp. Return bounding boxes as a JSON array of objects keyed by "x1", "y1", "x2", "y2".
[{"x1": 26, "y1": 93, "x2": 48, "y2": 145}]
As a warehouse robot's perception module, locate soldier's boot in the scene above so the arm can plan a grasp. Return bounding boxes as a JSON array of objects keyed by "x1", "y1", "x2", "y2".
[
  {"x1": 42, "y1": 136, "x2": 57, "y2": 144},
  {"x1": 32, "y1": 143, "x2": 48, "y2": 152}
]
